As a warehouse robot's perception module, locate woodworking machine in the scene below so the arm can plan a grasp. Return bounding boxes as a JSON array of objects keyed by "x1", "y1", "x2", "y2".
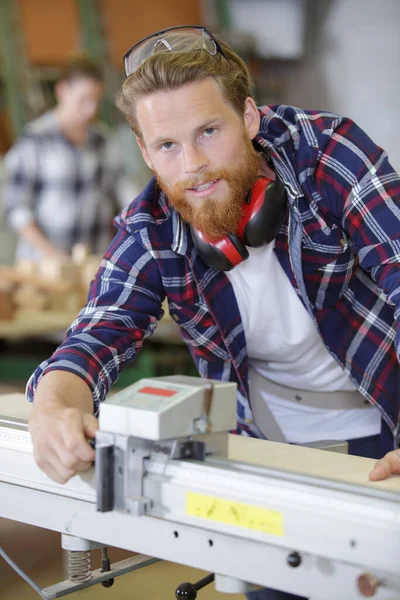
[{"x1": 0, "y1": 375, "x2": 400, "y2": 599}]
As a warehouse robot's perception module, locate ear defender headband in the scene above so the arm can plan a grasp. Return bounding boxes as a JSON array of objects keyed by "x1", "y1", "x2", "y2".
[{"x1": 191, "y1": 176, "x2": 287, "y2": 271}]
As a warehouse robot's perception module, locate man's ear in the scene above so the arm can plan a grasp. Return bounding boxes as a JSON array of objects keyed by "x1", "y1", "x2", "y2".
[
  {"x1": 243, "y1": 97, "x2": 261, "y2": 140},
  {"x1": 136, "y1": 136, "x2": 153, "y2": 171}
]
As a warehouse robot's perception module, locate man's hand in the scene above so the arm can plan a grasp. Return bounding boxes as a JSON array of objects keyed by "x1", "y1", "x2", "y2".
[
  {"x1": 369, "y1": 449, "x2": 400, "y2": 481},
  {"x1": 19, "y1": 222, "x2": 70, "y2": 260},
  {"x1": 29, "y1": 401, "x2": 98, "y2": 483},
  {"x1": 29, "y1": 371, "x2": 98, "y2": 483}
]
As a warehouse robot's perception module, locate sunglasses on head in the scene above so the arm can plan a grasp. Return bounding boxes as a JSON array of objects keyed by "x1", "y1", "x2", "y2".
[{"x1": 123, "y1": 25, "x2": 228, "y2": 77}]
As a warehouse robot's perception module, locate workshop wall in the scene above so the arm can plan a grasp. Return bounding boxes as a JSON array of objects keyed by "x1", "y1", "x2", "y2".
[
  {"x1": 286, "y1": 0, "x2": 400, "y2": 173},
  {"x1": 19, "y1": 0, "x2": 80, "y2": 65},
  {"x1": 18, "y1": 0, "x2": 202, "y2": 67},
  {"x1": 104, "y1": 0, "x2": 203, "y2": 67}
]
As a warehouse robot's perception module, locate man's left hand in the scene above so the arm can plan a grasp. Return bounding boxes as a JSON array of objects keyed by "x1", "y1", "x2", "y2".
[{"x1": 369, "y1": 449, "x2": 400, "y2": 480}]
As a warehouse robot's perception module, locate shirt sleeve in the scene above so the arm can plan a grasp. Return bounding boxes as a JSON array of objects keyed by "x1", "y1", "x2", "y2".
[
  {"x1": 315, "y1": 117, "x2": 400, "y2": 358},
  {"x1": 3, "y1": 136, "x2": 39, "y2": 230},
  {"x1": 26, "y1": 224, "x2": 166, "y2": 414}
]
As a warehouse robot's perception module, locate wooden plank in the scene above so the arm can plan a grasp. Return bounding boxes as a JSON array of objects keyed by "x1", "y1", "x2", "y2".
[
  {"x1": 0, "y1": 392, "x2": 31, "y2": 420},
  {"x1": 228, "y1": 435, "x2": 400, "y2": 493}
]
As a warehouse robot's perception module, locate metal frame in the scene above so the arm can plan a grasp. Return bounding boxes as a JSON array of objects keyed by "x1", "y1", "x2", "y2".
[
  {"x1": 1, "y1": 423, "x2": 400, "y2": 599},
  {"x1": 41, "y1": 554, "x2": 159, "y2": 599}
]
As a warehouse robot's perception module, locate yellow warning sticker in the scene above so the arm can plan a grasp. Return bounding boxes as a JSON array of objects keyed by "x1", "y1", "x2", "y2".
[{"x1": 186, "y1": 491, "x2": 284, "y2": 537}]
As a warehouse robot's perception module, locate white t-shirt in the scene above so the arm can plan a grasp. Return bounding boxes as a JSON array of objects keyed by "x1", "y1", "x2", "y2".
[{"x1": 226, "y1": 242, "x2": 381, "y2": 443}]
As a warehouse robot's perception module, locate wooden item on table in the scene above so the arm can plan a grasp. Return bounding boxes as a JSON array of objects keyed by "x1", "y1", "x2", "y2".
[
  {"x1": 38, "y1": 257, "x2": 80, "y2": 284},
  {"x1": 80, "y1": 255, "x2": 102, "y2": 301},
  {"x1": 0, "y1": 309, "x2": 77, "y2": 340},
  {"x1": 47, "y1": 289, "x2": 83, "y2": 313},
  {"x1": 0, "y1": 283, "x2": 15, "y2": 321},
  {"x1": 72, "y1": 243, "x2": 90, "y2": 265},
  {"x1": 15, "y1": 260, "x2": 37, "y2": 277},
  {"x1": 13, "y1": 284, "x2": 49, "y2": 311},
  {"x1": 0, "y1": 265, "x2": 78, "y2": 293}
]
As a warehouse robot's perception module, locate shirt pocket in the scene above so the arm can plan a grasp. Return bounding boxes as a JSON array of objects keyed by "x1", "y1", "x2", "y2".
[{"x1": 301, "y1": 225, "x2": 358, "y2": 309}]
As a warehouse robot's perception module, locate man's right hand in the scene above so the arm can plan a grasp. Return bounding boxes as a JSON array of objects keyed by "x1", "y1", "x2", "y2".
[{"x1": 29, "y1": 371, "x2": 98, "y2": 483}]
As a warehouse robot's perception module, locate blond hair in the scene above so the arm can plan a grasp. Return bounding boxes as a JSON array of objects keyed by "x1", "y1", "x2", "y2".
[{"x1": 116, "y1": 34, "x2": 253, "y2": 137}]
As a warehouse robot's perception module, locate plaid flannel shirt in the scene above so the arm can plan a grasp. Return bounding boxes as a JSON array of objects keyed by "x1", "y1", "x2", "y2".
[
  {"x1": 3, "y1": 110, "x2": 137, "y2": 260},
  {"x1": 27, "y1": 105, "x2": 400, "y2": 442}
]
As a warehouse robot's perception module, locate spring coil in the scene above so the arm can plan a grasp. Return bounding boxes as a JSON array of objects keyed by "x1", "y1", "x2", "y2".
[{"x1": 68, "y1": 550, "x2": 92, "y2": 583}]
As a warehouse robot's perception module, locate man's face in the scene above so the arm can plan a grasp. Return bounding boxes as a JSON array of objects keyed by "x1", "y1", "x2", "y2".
[
  {"x1": 56, "y1": 77, "x2": 104, "y2": 126},
  {"x1": 136, "y1": 77, "x2": 261, "y2": 239}
]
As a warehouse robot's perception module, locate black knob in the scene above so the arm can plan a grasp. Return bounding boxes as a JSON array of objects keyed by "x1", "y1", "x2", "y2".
[
  {"x1": 287, "y1": 552, "x2": 302, "y2": 568},
  {"x1": 101, "y1": 578, "x2": 115, "y2": 588},
  {"x1": 175, "y1": 582, "x2": 197, "y2": 599}
]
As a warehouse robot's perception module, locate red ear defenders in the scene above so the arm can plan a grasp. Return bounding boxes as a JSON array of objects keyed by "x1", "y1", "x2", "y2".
[{"x1": 190, "y1": 176, "x2": 287, "y2": 271}]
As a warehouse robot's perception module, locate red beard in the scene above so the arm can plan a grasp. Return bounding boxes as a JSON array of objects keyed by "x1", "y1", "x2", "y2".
[{"x1": 156, "y1": 134, "x2": 260, "y2": 240}]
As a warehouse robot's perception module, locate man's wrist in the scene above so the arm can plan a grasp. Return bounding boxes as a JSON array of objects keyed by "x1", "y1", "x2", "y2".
[{"x1": 34, "y1": 370, "x2": 94, "y2": 413}]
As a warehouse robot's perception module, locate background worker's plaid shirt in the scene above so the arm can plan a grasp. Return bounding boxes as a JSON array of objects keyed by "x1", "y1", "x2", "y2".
[
  {"x1": 27, "y1": 105, "x2": 400, "y2": 443},
  {"x1": 3, "y1": 111, "x2": 137, "y2": 261}
]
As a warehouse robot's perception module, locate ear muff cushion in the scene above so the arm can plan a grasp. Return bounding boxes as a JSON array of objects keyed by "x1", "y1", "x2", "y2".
[
  {"x1": 191, "y1": 228, "x2": 248, "y2": 271},
  {"x1": 240, "y1": 177, "x2": 287, "y2": 247},
  {"x1": 190, "y1": 176, "x2": 286, "y2": 270}
]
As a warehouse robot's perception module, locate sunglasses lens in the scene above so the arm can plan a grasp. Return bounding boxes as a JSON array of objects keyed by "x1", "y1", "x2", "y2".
[{"x1": 124, "y1": 27, "x2": 218, "y2": 76}]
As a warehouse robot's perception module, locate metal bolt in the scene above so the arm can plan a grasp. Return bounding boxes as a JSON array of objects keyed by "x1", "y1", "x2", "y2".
[
  {"x1": 287, "y1": 552, "x2": 302, "y2": 568},
  {"x1": 357, "y1": 573, "x2": 379, "y2": 597},
  {"x1": 100, "y1": 547, "x2": 114, "y2": 588}
]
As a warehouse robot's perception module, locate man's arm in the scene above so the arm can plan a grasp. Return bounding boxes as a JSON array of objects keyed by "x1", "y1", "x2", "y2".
[
  {"x1": 334, "y1": 126, "x2": 400, "y2": 483},
  {"x1": 27, "y1": 223, "x2": 165, "y2": 482},
  {"x1": 3, "y1": 136, "x2": 64, "y2": 258},
  {"x1": 29, "y1": 371, "x2": 97, "y2": 484},
  {"x1": 315, "y1": 117, "x2": 400, "y2": 479},
  {"x1": 18, "y1": 223, "x2": 68, "y2": 259}
]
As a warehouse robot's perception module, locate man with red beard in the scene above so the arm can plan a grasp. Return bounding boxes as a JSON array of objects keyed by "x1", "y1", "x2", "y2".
[{"x1": 26, "y1": 27, "x2": 400, "y2": 599}]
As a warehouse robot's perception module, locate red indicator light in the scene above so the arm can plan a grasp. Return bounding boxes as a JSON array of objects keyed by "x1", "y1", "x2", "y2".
[{"x1": 138, "y1": 386, "x2": 177, "y2": 397}]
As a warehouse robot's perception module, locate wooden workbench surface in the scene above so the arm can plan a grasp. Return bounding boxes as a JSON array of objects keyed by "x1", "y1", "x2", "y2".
[
  {"x1": 1, "y1": 393, "x2": 399, "y2": 494},
  {"x1": 0, "y1": 309, "x2": 77, "y2": 339},
  {"x1": 0, "y1": 393, "x2": 32, "y2": 420},
  {"x1": 0, "y1": 308, "x2": 183, "y2": 343}
]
